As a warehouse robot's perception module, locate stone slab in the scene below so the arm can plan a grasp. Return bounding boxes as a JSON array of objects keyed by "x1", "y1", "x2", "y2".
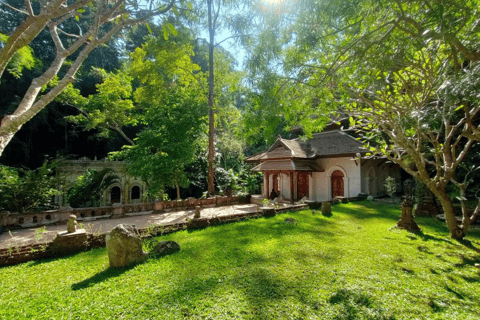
[{"x1": 125, "y1": 211, "x2": 155, "y2": 217}]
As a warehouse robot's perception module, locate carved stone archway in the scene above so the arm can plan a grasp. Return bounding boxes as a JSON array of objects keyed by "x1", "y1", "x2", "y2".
[{"x1": 110, "y1": 186, "x2": 122, "y2": 203}]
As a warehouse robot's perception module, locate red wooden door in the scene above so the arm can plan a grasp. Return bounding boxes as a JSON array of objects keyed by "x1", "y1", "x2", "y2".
[
  {"x1": 297, "y1": 172, "x2": 309, "y2": 199},
  {"x1": 331, "y1": 170, "x2": 344, "y2": 198}
]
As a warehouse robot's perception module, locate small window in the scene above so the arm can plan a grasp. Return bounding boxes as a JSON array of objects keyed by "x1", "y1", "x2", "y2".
[
  {"x1": 111, "y1": 186, "x2": 121, "y2": 203},
  {"x1": 131, "y1": 186, "x2": 140, "y2": 200}
]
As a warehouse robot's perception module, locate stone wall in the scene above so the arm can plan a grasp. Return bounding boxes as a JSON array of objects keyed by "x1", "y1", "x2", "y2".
[
  {"x1": 0, "y1": 203, "x2": 307, "y2": 267},
  {"x1": 56, "y1": 158, "x2": 146, "y2": 206},
  {"x1": 0, "y1": 195, "x2": 249, "y2": 230}
]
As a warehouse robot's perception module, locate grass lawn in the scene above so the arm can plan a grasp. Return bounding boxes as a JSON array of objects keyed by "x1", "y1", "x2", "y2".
[{"x1": 1, "y1": 201, "x2": 479, "y2": 319}]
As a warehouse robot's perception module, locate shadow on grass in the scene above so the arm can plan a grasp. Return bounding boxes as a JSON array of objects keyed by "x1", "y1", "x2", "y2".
[
  {"x1": 408, "y1": 230, "x2": 454, "y2": 245},
  {"x1": 454, "y1": 252, "x2": 480, "y2": 268},
  {"x1": 184, "y1": 211, "x2": 337, "y2": 248},
  {"x1": 327, "y1": 287, "x2": 395, "y2": 320},
  {"x1": 458, "y1": 239, "x2": 480, "y2": 253},
  {"x1": 140, "y1": 211, "x2": 342, "y2": 317},
  {"x1": 26, "y1": 246, "x2": 106, "y2": 268},
  {"x1": 445, "y1": 285, "x2": 465, "y2": 300},
  {"x1": 71, "y1": 264, "x2": 135, "y2": 291},
  {"x1": 333, "y1": 201, "x2": 402, "y2": 222},
  {"x1": 337, "y1": 202, "x2": 480, "y2": 243},
  {"x1": 459, "y1": 274, "x2": 480, "y2": 283}
]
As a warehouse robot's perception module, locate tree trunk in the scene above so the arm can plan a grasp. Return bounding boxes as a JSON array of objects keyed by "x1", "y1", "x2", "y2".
[
  {"x1": 0, "y1": 19, "x2": 127, "y2": 157},
  {"x1": 0, "y1": 15, "x2": 50, "y2": 79},
  {"x1": 0, "y1": 53, "x2": 67, "y2": 156},
  {"x1": 207, "y1": 0, "x2": 215, "y2": 197},
  {"x1": 435, "y1": 191, "x2": 465, "y2": 239},
  {"x1": 176, "y1": 184, "x2": 181, "y2": 200}
]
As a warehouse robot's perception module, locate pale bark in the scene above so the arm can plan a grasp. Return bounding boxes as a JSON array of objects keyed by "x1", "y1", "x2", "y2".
[
  {"x1": 0, "y1": 0, "x2": 92, "y2": 79},
  {"x1": 109, "y1": 125, "x2": 135, "y2": 146},
  {"x1": 435, "y1": 191, "x2": 465, "y2": 239},
  {"x1": 0, "y1": 0, "x2": 175, "y2": 157}
]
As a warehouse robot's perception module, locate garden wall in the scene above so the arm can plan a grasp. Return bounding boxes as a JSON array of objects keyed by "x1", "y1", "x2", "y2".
[
  {"x1": 0, "y1": 203, "x2": 307, "y2": 267},
  {"x1": 0, "y1": 195, "x2": 249, "y2": 231}
]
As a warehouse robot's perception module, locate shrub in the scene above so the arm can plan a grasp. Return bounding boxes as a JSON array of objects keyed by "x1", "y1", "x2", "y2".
[
  {"x1": 66, "y1": 168, "x2": 119, "y2": 208},
  {"x1": 0, "y1": 161, "x2": 60, "y2": 213},
  {"x1": 384, "y1": 176, "x2": 397, "y2": 198}
]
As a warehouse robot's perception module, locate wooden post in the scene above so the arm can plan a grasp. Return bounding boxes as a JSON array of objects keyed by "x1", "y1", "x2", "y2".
[
  {"x1": 265, "y1": 172, "x2": 270, "y2": 198},
  {"x1": 290, "y1": 171, "x2": 294, "y2": 204}
]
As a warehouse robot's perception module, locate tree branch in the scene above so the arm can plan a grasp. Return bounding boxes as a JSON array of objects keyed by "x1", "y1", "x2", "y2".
[
  {"x1": 24, "y1": 0, "x2": 34, "y2": 16},
  {"x1": 0, "y1": 1, "x2": 28, "y2": 15}
]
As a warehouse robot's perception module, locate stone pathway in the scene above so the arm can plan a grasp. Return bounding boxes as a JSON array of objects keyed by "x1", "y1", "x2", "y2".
[{"x1": 0, "y1": 204, "x2": 260, "y2": 250}]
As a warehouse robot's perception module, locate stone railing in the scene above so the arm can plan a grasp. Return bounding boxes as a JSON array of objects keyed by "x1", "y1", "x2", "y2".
[{"x1": 0, "y1": 195, "x2": 249, "y2": 230}]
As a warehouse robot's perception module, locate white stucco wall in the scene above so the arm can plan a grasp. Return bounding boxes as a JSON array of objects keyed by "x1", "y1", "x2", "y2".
[
  {"x1": 311, "y1": 157, "x2": 361, "y2": 201},
  {"x1": 280, "y1": 173, "x2": 290, "y2": 200}
]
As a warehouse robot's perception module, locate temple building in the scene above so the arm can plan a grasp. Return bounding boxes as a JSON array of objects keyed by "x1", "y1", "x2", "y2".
[
  {"x1": 246, "y1": 129, "x2": 403, "y2": 203},
  {"x1": 56, "y1": 157, "x2": 146, "y2": 206}
]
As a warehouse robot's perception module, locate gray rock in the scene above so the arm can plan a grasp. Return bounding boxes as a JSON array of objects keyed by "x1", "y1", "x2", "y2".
[
  {"x1": 150, "y1": 241, "x2": 180, "y2": 257},
  {"x1": 106, "y1": 224, "x2": 147, "y2": 268},
  {"x1": 367, "y1": 195, "x2": 375, "y2": 201},
  {"x1": 284, "y1": 217, "x2": 297, "y2": 225}
]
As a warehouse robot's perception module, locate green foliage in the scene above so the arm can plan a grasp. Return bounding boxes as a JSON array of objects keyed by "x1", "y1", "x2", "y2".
[
  {"x1": 113, "y1": 87, "x2": 208, "y2": 197},
  {"x1": 242, "y1": 167, "x2": 263, "y2": 195},
  {"x1": 63, "y1": 69, "x2": 136, "y2": 142},
  {"x1": 66, "y1": 168, "x2": 119, "y2": 208},
  {"x1": 0, "y1": 33, "x2": 37, "y2": 78},
  {"x1": 384, "y1": 176, "x2": 396, "y2": 198},
  {"x1": 74, "y1": 71, "x2": 134, "y2": 118},
  {"x1": 215, "y1": 167, "x2": 238, "y2": 196},
  {"x1": 0, "y1": 162, "x2": 60, "y2": 213},
  {"x1": 1, "y1": 202, "x2": 479, "y2": 318}
]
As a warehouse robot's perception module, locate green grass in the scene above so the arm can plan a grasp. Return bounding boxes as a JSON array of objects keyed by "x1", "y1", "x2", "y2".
[{"x1": 1, "y1": 201, "x2": 479, "y2": 319}]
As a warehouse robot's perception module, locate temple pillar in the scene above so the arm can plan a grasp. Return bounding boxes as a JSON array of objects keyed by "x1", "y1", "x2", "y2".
[
  {"x1": 265, "y1": 172, "x2": 270, "y2": 198},
  {"x1": 343, "y1": 177, "x2": 350, "y2": 198},
  {"x1": 290, "y1": 172, "x2": 295, "y2": 204}
]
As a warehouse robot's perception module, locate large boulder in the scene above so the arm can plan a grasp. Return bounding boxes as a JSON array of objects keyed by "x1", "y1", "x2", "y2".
[
  {"x1": 150, "y1": 241, "x2": 180, "y2": 257},
  {"x1": 106, "y1": 224, "x2": 147, "y2": 268}
]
